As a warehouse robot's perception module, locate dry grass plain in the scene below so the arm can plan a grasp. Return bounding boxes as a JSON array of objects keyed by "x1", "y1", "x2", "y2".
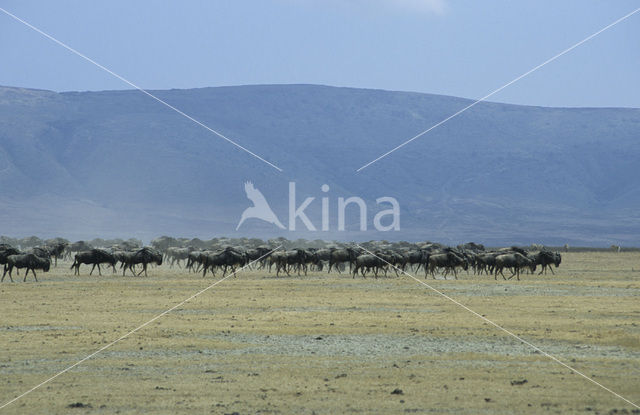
[{"x1": 1, "y1": 252, "x2": 639, "y2": 414}]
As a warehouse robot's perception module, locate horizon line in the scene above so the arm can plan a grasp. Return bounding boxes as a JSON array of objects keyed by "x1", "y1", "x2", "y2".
[{"x1": 1, "y1": 82, "x2": 639, "y2": 111}]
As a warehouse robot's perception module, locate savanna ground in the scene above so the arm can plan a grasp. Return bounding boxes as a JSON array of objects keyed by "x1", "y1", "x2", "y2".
[{"x1": 1, "y1": 252, "x2": 639, "y2": 414}]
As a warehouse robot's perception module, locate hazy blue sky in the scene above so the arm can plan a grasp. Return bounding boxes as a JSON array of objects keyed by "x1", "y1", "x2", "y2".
[{"x1": 1, "y1": 0, "x2": 638, "y2": 107}]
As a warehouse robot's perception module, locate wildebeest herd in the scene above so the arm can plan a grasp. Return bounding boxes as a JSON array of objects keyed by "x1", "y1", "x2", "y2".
[{"x1": 0, "y1": 237, "x2": 562, "y2": 282}]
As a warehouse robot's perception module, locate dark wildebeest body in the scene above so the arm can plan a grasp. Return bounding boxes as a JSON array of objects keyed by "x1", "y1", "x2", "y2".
[
  {"x1": 494, "y1": 253, "x2": 535, "y2": 280},
  {"x1": 474, "y1": 252, "x2": 499, "y2": 275},
  {"x1": 0, "y1": 246, "x2": 22, "y2": 269},
  {"x1": 267, "y1": 249, "x2": 313, "y2": 276},
  {"x1": 328, "y1": 248, "x2": 358, "y2": 274},
  {"x1": 2, "y1": 254, "x2": 50, "y2": 282},
  {"x1": 312, "y1": 249, "x2": 333, "y2": 272},
  {"x1": 245, "y1": 246, "x2": 271, "y2": 269},
  {"x1": 427, "y1": 251, "x2": 467, "y2": 279},
  {"x1": 369, "y1": 251, "x2": 399, "y2": 277},
  {"x1": 202, "y1": 251, "x2": 227, "y2": 277},
  {"x1": 283, "y1": 249, "x2": 310, "y2": 276},
  {"x1": 71, "y1": 249, "x2": 117, "y2": 276},
  {"x1": 202, "y1": 248, "x2": 245, "y2": 277},
  {"x1": 404, "y1": 250, "x2": 428, "y2": 273},
  {"x1": 352, "y1": 254, "x2": 386, "y2": 278},
  {"x1": 123, "y1": 247, "x2": 163, "y2": 277},
  {"x1": 267, "y1": 251, "x2": 288, "y2": 276},
  {"x1": 186, "y1": 250, "x2": 210, "y2": 273},
  {"x1": 112, "y1": 250, "x2": 136, "y2": 274},
  {"x1": 301, "y1": 249, "x2": 322, "y2": 274},
  {"x1": 528, "y1": 251, "x2": 561, "y2": 275},
  {"x1": 381, "y1": 250, "x2": 406, "y2": 276}
]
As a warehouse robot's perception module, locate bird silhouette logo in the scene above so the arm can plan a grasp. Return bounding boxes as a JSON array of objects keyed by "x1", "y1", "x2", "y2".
[{"x1": 236, "y1": 181, "x2": 286, "y2": 230}]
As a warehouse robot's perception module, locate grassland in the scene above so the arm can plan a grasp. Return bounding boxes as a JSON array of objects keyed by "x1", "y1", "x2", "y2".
[{"x1": 1, "y1": 252, "x2": 639, "y2": 414}]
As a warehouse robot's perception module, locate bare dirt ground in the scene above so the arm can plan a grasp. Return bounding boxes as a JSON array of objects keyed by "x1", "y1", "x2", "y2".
[{"x1": 1, "y1": 252, "x2": 639, "y2": 414}]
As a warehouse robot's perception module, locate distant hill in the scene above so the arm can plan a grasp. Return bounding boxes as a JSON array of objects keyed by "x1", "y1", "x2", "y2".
[{"x1": 1, "y1": 84, "x2": 639, "y2": 245}]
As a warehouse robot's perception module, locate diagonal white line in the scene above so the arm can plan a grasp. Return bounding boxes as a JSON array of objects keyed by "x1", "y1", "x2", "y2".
[
  {"x1": 0, "y1": 246, "x2": 282, "y2": 410},
  {"x1": 354, "y1": 244, "x2": 640, "y2": 409},
  {"x1": 356, "y1": 7, "x2": 640, "y2": 172},
  {"x1": 0, "y1": 7, "x2": 283, "y2": 173}
]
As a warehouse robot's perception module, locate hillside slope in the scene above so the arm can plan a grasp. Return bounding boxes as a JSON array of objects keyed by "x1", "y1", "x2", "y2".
[{"x1": 1, "y1": 84, "x2": 638, "y2": 245}]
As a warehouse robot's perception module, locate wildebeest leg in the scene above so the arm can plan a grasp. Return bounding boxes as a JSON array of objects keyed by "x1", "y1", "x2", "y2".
[
  {"x1": 548, "y1": 266, "x2": 555, "y2": 275},
  {"x1": 89, "y1": 264, "x2": 97, "y2": 276},
  {"x1": 509, "y1": 268, "x2": 520, "y2": 280},
  {"x1": 97, "y1": 263, "x2": 102, "y2": 276},
  {"x1": 2, "y1": 265, "x2": 13, "y2": 282},
  {"x1": 137, "y1": 263, "x2": 145, "y2": 277}
]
